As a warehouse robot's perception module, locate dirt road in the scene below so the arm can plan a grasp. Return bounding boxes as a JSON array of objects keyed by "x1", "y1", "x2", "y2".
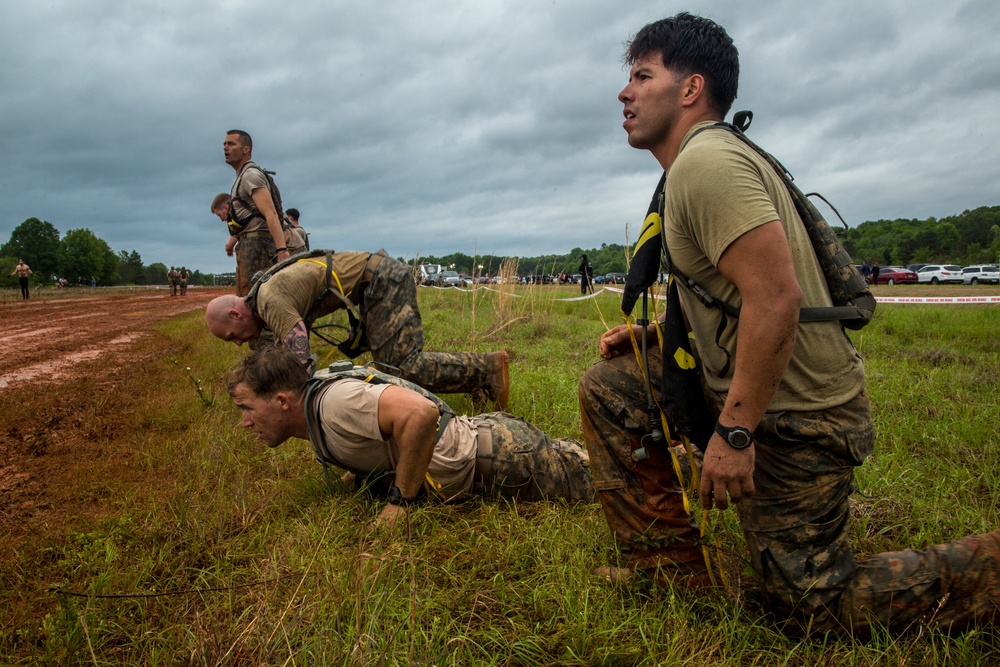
[{"x1": 0, "y1": 287, "x2": 229, "y2": 533}]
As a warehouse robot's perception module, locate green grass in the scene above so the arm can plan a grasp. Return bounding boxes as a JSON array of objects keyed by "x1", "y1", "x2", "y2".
[{"x1": 2, "y1": 285, "x2": 1000, "y2": 665}]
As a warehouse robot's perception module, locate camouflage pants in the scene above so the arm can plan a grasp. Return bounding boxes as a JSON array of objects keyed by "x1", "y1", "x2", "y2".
[
  {"x1": 235, "y1": 234, "x2": 278, "y2": 297},
  {"x1": 580, "y1": 351, "x2": 1000, "y2": 637},
  {"x1": 361, "y1": 252, "x2": 495, "y2": 396},
  {"x1": 475, "y1": 411, "x2": 596, "y2": 503}
]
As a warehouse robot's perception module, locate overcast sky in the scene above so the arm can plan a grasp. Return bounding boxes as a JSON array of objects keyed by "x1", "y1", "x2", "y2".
[{"x1": 2, "y1": 0, "x2": 998, "y2": 274}]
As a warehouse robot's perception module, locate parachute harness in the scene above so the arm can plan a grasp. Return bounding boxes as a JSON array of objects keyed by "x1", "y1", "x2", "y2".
[{"x1": 622, "y1": 283, "x2": 728, "y2": 588}]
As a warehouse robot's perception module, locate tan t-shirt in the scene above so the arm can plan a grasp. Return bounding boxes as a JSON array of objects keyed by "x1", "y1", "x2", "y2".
[
  {"x1": 230, "y1": 161, "x2": 271, "y2": 235},
  {"x1": 255, "y1": 252, "x2": 371, "y2": 339},
  {"x1": 315, "y1": 379, "x2": 478, "y2": 497},
  {"x1": 662, "y1": 122, "x2": 865, "y2": 411}
]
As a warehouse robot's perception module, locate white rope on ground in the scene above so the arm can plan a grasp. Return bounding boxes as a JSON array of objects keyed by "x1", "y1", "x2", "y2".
[
  {"x1": 418, "y1": 284, "x2": 619, "y2": 301},
  {"x1": 418, "y1": 283, "x2": 1000, "y2": 304},
  {"x1": 874, "y1": 295, "x2": 1000, "y2": 304}
]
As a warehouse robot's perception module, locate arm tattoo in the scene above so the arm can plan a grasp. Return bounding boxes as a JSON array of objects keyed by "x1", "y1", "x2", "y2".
[{"x1": 284, "y1": 321, "x2": 312, "y2": 367}]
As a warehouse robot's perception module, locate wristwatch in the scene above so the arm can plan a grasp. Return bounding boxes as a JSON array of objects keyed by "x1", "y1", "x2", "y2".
[
  {"x1": 386, "y1": 484, "x2": 418, "y2": 507},
  {"x1": 714, "y1": 422, "x2": 754, "y2": 450}
]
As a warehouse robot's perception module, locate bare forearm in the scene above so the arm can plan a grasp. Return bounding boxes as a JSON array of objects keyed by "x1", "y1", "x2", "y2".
[
  {"x1": 391, "y1": 408, "x2": 438, "y2": 498},
  {"x1": 721, "y1": 295, "x2": 798, "y2": 429}
]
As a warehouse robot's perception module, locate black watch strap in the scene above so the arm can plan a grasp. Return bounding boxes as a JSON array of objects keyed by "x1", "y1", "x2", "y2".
[
  {"x1": 714, "y1": 422, "x2": 754, "y2": 450},
  {"x1": 386, "y1": 484, "x2": 418, "y2": 507}
]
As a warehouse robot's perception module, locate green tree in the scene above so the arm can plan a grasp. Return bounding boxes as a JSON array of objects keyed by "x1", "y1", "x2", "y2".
[
  {"x1": 57, "y1": 228, "x2": 119, "y2": 285},
  {"x1": 145, "y1": 262, "x2": 168, "y2": 285},
  {"x1": 119, "y1": 250, "x2": 146, "y2": 285},
  {"x1": 1, "y1": 218, "x2": 61, "y2": 280}
]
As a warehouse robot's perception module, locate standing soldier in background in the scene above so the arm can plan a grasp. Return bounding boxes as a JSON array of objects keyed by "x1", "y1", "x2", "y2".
[
  {"x1": 167, "y1": 266, "x2": 179, "y2": 297},
  {"x1": 285, "y1": 208, "x2": 310, "y2": 253},
  {"x1": 219, "y1": 130, "x2": 291, "y2": 297},
  {"x1": 179, "y1": 267, "x2": 190, "y2": 296},
  {"x1": 10, "y1": 259, "x2": 32, "y2": 300},
  {"x1": 578, "y1": 254, "x2": 594, "y2": 295}
]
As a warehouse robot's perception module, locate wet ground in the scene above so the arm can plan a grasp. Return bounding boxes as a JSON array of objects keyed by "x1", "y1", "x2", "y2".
[{"x1": 0, "y1": 286, "x2": 228, "y2": 535}]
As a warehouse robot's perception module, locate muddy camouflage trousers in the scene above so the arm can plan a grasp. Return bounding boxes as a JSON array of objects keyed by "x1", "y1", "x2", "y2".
[
  {"x1": 235, "y1": 235, "x2": 278, "y2": 298},
  {"x1": 237, "y1": 236, "x2": 279, "y2": 350},
  {"x1": 476, "y1": 411, "x2": 596, "y2": 503},
  {"x1": 361, "y1": 252, "x2": 495, "y2": 396},
  {"x1": 579, "y1": 350, "x2": 1000, "y2": 637}
]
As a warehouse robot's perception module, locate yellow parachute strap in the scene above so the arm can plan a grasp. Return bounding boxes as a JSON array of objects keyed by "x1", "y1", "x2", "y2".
[
  {"x1": 423, "y1": 472, "x2": 444, "y2": 498},
  {"x1": 299, "y1": 257, "x2": 352, "y2": 298},
  {"x1": 621, "y1": 311, "x2": 692, "y2": 519},
  {"x1": 624, "y1": 294, "x2": 728, "y2": 589},
  {"x1": 422, "y1": 413, "x2": 446, "y2": 499}
]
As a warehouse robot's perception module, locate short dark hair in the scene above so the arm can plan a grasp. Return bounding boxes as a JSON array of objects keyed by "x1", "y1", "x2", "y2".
[
  {"x1": 227, "y1": 347, "x2": 309, "y2": 399},
  {"x1": 625, "y1": 13, "x2": 739, "y2": 117},
  {"x1": 226, "y1": 129, "x2": 253, "y2": 150},
  {"x1": 211, "y1": 192, "x2": 231, "y2": 212},
  {"x1": 285, "y1": 208, "x2": 300, "y2": 222}
]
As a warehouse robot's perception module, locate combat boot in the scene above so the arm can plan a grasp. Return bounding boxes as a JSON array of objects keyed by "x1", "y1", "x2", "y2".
[{"x1": 483, "y1": 350, "x2": 509, "y2": 410}]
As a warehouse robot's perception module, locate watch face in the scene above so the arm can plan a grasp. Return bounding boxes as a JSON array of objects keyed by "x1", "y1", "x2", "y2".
[{"x1": 728, "y1": 430, "x2": 752, "y2": 449}]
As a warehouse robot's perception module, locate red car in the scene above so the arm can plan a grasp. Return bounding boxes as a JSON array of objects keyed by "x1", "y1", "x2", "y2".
[{"x1": 874, "y1": 266, "x2": 918, "y2": 285}]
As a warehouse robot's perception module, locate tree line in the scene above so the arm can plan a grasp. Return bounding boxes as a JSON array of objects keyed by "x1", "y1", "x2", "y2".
[
  {"x1": 842, "y1": 205, "x2": 1000, "y2": 267},
  {"x1": 414, "y1": 206, "x2": 1000, "y2": 279},
  {"x1": 4, "y1": 205, "x2": 998, "y2": 291},
  {"x1": 0, "y1": 218, "x2": 216, "y2": 289}
]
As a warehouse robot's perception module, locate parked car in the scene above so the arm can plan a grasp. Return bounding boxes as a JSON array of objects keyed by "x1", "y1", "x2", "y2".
[
  {"x1": 916, "y1": 264, "x2": 964, "y2": 284},
  {"x1": 906, "y1": 263, "x2": 929, "y2": 273},
  {"x1": 604, "y1": 272, "x2": 626, "y2": 285},
  {"x1": 439, "y1": 270, "x2": 462, "y2": 287},
  {"x1": 962, "y1": 264, "x2": 1000, "y2": 284},
  {"x1": 874, "y1": 266, "x2": 918, "y2": 285}
]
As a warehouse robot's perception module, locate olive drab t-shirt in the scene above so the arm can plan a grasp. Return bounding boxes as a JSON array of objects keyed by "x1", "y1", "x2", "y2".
[
  {"x1": 254, "y1": 252, "x2": 371, "y2": 339},
  {"x1": 315, "y1": 379, "x2": 478, "y2": 497},
  {"x1": 662, "y1": 122, "x2": 865, "y2": 411}
]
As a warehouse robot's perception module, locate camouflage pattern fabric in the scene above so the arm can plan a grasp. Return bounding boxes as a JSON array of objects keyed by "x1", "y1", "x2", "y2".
[
  {"x1": 579, "y1": 348, "x2": 706, "y2": 571},
  {"x1": 361, "y1": 252, "x2": 495, "y2": 395},
  {"x1": 476, "y1": 411, "x2": 596, "y2": 503},
  {"x1": 235, "y1": 235, "x2": 278, "y2": 297},
  {"x1": 580, "y1": 351, "x2": 1000, "y2": 637}
]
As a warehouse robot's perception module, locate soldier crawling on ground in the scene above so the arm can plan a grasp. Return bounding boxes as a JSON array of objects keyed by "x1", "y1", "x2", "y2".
[{"x1": 227, "y1": 347, "x2": 595, "y2": 529}]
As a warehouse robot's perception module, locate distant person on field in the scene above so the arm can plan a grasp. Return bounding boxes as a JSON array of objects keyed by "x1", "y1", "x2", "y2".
[
  {"x1": 217, "y1": 129, "x2": 290, "y2": 297},
  {"x1": 167, "y1": 266, "x2": 179, "y2": 296},
  {"x1": 871, "y1": 262, "x2": 880, "y2": 285},
  {"x1": 285, "y1": 208, "x2": 310, "y2": 253},
  {"x1": 179, "y1": 267, "x2": 190, "y2": 296},
  {"x1": 860, "y1": 261, "x2": 871, "y2": 285},
  {"x1": 205, "y1": 249, "x2": 510, "y2": 408},
  {"x1": 227, "y1": 347, "x2": 595, "y2": 529},
  {"x1": 10, "y1": 259, "x2": 32, "y2": 300},
  {"x1": 579, "y1": 254, "x2": 593, "y2": 295}
]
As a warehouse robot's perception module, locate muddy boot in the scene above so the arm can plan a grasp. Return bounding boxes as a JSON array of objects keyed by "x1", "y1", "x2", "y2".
[{"x1": 476, "y1": 350, "x2": 509, "y2": 410}]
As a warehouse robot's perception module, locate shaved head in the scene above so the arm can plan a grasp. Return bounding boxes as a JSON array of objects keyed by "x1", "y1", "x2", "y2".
[{"x1": 205, "y1": 295, "x2": 262, "y2": 345}]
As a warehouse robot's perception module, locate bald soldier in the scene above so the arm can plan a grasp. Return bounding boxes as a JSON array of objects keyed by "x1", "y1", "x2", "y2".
[{"x1": 206, "y1": 249, "x2": 509, "y2": 407}]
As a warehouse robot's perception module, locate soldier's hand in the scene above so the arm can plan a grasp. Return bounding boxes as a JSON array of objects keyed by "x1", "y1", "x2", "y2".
[
  {"x1": 599, "y1": 324, "x2": 650, "y2": 360},
  {"x1": 699, "y1": 436, "x2": 755, "y2": 510},
  {"x1": 371, "y1": 503, "x2": 407, "y2": 531}
]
